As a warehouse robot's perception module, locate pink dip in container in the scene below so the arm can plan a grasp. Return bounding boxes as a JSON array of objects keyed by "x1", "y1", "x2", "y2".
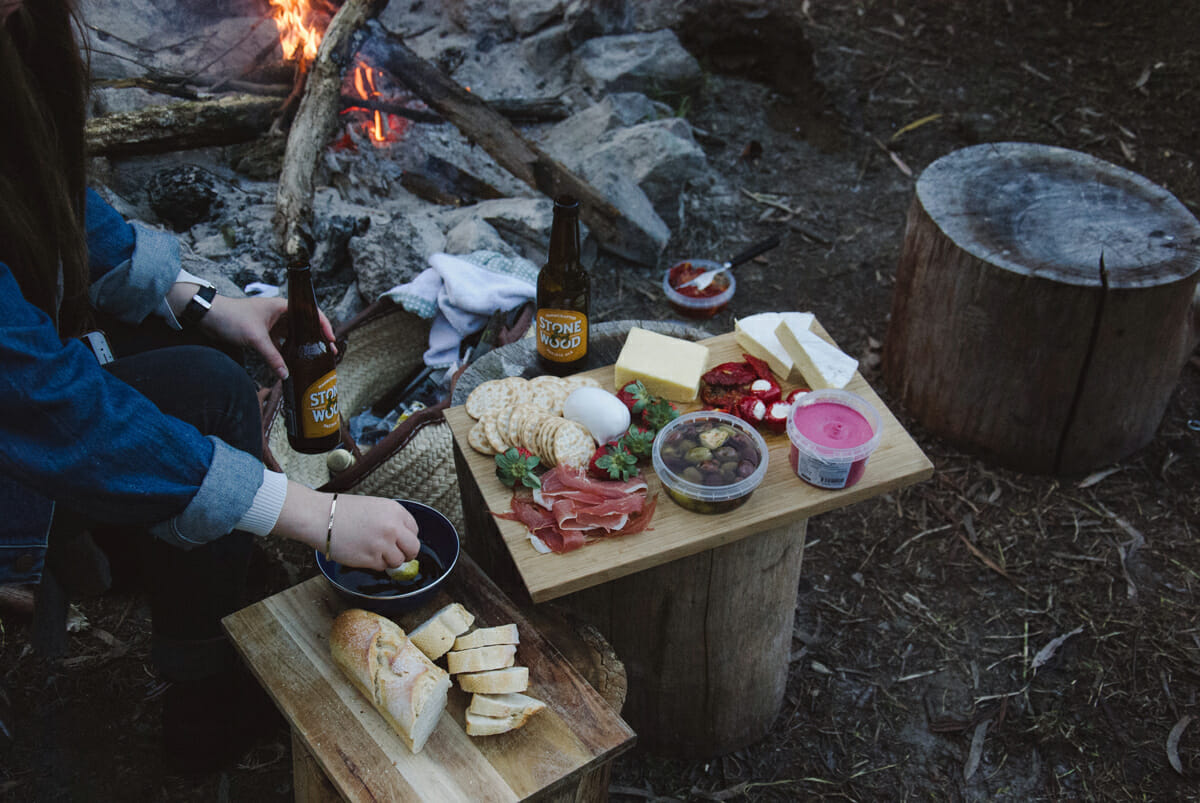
[{"x1": 786, "y1": 389, "x2": 882, "y2": 489}]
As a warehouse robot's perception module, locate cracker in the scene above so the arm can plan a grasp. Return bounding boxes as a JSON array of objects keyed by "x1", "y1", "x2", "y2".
[
  {"x1": 506, "y1": 404, "x2": 535, "y2": 450},
  {"x1": 483, "y1": 415, "x2": 510, "y2": 454},
  {"x1": 498, "y1": 376, "x2": 531, "y2": 407},
  {"x1": 467, "y1": 420, "x2": 496, "y2": 455},
  {"x1": 536, "y1": 417, "x2": 567, "y2": 465},
  {"x1": 564, "y1": 375, "x2": 602, "y2": 390},
  {"x1": 466, "y1": 380, "x2": 514, "y2": 419},
  {"x1": 521, "y1": 410, "x2": 551, "y2": 456},
  {"x1": 553, "y1": 421, "x2": 596, "y2": 471}
]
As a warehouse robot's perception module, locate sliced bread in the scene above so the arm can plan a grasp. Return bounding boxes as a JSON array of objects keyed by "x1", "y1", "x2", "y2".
[
  {"x1": 453, "y1": 623, "x2": 520, "y2": 651},
  {"x1": 456, "y1": 666, "x2": 529, "y2": 695},
  {"x1": 408, "y1": 603, "x2": 476, "y2": 661},
  {"x1": 446, "y1": 644, "x2": 517, "y2": 675},
  {"x1": 467, "y1": 691, "x2": 546, "y2": 722},
  {"x1": 466, "y1": 710, "x2": 531, "y2": 736}
]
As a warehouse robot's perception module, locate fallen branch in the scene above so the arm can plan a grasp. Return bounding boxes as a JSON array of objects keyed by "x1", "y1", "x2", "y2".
[
  {"x1": 273, "y1": 0, "x2": 389, "y2": 261},
  {"x1": 85, "y1": 93, "x2": 280, "y2": 158},
  {"x1": 357, "y1": 22, "x2": 665, "y2": 265}
]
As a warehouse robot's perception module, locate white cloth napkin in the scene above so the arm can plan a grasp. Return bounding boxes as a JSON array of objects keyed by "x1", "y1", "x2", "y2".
[{"x1": 380, "y1": 251, "x2": 538, "y2": 369}]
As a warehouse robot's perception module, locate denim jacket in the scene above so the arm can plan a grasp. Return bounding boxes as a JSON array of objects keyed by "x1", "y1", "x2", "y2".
[{"x1": 0, "y1": 190, "x2": 265, "y2": 585}]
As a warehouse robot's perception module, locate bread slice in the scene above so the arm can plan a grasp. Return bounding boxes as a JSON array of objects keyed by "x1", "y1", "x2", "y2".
[
  {"x1": 328, "y1": 608, "x2": 450, "y2": 753},
  {"x1": 446, "y1": 644, "x2": 517, "y2": 675},
  {"x1": 467, "y1": 709, "x2": 540, "y2": 736},
  {"x1": 456, "y1": 666, "x2": 529, "y2": 695},
  {"x1": 467, "y1": 691, "x2": 546, "y2": 722},
  {"x1": 453, "y1": 623, "x2": 520, "y2": 651},
  {"x1": 408, "y1": 603, "x2": 476, "y2": 661}
]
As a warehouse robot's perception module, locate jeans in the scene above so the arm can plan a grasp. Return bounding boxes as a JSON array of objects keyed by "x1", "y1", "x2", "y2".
[{"x1": 59, "y1": 314, "x2": 262, "y2": 681}]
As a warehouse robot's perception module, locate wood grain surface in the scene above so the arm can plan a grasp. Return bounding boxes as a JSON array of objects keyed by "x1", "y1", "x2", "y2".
[
  {"x1": 222, "y1": 553, "x2": 635, "y2": 802},
  {"x1": 446, "y1": 325, "x2": 934, "y2": 603}
]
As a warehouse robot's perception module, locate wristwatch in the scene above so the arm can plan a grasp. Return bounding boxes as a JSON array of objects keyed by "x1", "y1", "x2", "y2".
[{"x1": 179, "y1": 284, "x2": 217, "y2": 328}]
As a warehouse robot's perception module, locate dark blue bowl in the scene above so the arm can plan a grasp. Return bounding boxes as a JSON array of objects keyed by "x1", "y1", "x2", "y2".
[{"x1": 315, "y1": 499, "x2": 460, "y2": 615}]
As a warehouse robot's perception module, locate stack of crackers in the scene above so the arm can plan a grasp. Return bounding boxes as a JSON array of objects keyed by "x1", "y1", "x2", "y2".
[{"x1": 464, "y1": 375, "x2": 601, "y2": 470}]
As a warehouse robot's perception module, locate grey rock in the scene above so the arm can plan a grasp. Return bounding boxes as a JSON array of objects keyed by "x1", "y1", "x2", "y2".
[
  {"x1": 510, "y1": 0, "x2": 564, "y2": 35},
  {"x1": 441, "y1": 198, "x2": 557, "y2": 263},
  {"x1": 579, "y1": 169, "x2": 671, "y2": 264},
  {"x1": 519, "y1": 24, "x2": 574, "y2": 74},
  {"x1": 146, "y1": 165, "x2": 236, "y2": 231},
  {"x1": 537, "y1": 93, "x2": 669, "y2": 154},
  {"x1": 347, "y1": 209, "x2": 447, "y2": 302},
  {"x1": 443, "y1": 218, "x2": 520, "y2": 258},
  {"x1": 572, "y1": 30, "x2": 702, "y2": 100}
]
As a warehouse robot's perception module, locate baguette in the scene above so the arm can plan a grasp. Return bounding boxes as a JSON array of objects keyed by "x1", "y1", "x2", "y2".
[
  {"x1": 408, "y1": 602, "x2": 476, "y2": 661},
  {"x1": 456, "y1": 666, "x2": 529, "y2": 694},
  {"x1": 453, "y1": 623, "x2": 520, "y2": 651},
  {"x1": 466, "y1": 710, "x2": 533, "y2": 736},
  {"x1": 446, "y1": 644, "x2": 517, "y2": 675},
  {"x1": 329, "y1": 608, "x2": 450, "y2": 753}
]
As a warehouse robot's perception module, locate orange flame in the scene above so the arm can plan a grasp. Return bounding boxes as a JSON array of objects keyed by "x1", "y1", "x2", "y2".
[{"x1": 269, "y1": 0, "x2": 322, "y2": 63}]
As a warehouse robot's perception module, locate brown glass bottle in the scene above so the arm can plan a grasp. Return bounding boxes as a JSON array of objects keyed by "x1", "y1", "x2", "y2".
[
  {"x1": 283, "y1": 262, "x2": 341, "y2": 454},
  {"x1": 536, "y1": 195, "x2": 590, "y2": 376}
]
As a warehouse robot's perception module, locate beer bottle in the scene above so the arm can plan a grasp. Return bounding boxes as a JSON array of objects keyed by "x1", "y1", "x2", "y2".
[
  {"x1": 283, "y1": 261, "x2": 341, "y2": 454},
  {"x1": 536, "y1": 195, "x2": 590, "y2": 376}
]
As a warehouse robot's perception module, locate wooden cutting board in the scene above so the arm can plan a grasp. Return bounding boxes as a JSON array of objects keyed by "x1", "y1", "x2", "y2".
[
  {"x1": 446, "y1": 325, "x2": 934, "y2": 603},
  {"x1": 222, "y1": 552, "x2": 635, "y2": 802}
]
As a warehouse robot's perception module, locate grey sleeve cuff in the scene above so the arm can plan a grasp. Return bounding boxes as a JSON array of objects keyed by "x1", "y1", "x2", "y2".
[
  {"x1": 149, "y1": 437, "x2": 264, "y2": 549},
  {"x1": 88, "y1": 222, "x2": 181, "y2": 324},
  {"x1": 235, "y1": 469, "x2": 289, "y2": 536}
]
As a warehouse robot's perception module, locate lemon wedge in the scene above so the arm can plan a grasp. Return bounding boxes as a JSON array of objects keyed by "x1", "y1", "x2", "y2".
[{"x1": 386, "y1": 559, "x2": 420, "y2": 583}]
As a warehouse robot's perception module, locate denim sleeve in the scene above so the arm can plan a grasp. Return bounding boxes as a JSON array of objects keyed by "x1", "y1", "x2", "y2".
[
  {"x1": 0, "y1": 261, "x2": 262, "y2": 548},
  {"x1": 85, "y1": 189, "x2": 180, "y2": 324}
]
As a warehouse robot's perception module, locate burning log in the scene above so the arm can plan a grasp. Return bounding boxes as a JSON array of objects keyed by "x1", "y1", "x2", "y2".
[
  {"x1": 86, "y1": 94, "x2": 280, "y2": 158},
  {"x1": 356, "y1": 22, "x2": 665, "y2": 266},
  {"x1": 273, "y1": 0, "x2": 389, "y2": 261}
]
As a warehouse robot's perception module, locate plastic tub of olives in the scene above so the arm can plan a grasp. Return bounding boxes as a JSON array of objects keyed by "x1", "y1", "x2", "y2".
[{"x1": 652, "y1": 410, "x2": 769, "y2": 514}]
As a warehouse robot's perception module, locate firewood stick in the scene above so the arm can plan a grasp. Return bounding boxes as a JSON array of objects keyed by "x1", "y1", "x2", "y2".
[
  {"x1": 272, "y1": 0, "x2": 389, "y2": 261},
  {"x1": 85, "y1": 93, "x2": 281, "y2": 158},
  {"x1": 356, "y1": 23, "x2": 664, "y2": 265}
]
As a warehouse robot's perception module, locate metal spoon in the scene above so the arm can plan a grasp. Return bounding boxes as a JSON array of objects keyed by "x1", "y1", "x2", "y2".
[{"x1": 676, "y1": 235, "x2": 782, "y2": 291}]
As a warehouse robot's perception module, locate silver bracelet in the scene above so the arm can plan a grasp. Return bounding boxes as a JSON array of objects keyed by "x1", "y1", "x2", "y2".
[{"x1": 325, "y1": 493, "x2": 339, "y2": 561}]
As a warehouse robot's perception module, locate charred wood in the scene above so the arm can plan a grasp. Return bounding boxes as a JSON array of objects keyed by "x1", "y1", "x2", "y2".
[{"x1": 273, "y1": 0, "x2": 389, "y2": 261}]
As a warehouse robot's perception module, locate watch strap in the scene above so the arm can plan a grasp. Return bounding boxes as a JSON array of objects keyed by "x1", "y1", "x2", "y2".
[{"x1": 179, "y1": 284, "x2": 217, "y2": 328}]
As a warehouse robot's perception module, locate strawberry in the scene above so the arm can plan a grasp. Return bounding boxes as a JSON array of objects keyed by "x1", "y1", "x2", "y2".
[
  {"x1": 620, "y1": 425, "x2": 657, "y2": 459},
  {"x1": 588, "y1": 442, "x2": 640, "y2": 481},
  {"x1": 641, "y1": 398, "x2": 680, "y2": 431},
  {"x1": 495, "y1": 447, "x2": 541, "y2": 489},
  {"x1": 616, "y1": 380, "x2": 655, "y2": 414}
]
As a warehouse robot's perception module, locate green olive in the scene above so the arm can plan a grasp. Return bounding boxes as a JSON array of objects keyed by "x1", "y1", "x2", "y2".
[
  {"x1": 386, "y1": 560, "x2": 421, "y2": 583},
  {"x1": 686, "y1": 446, "x2": 713, "y2": 464}
]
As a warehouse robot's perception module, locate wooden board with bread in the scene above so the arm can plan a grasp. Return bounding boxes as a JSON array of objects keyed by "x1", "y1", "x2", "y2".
[
  {"x1": 446, "y1": 322, "x2": 935, "y2": 604},
  {"x1": 222, "y1": 551, "x2": 635, "y2": 802}
]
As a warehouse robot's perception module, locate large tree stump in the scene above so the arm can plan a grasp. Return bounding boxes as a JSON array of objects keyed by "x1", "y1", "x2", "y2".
[{"x1": 884, "y1": 142, "x2": 1200, "y2": 474}]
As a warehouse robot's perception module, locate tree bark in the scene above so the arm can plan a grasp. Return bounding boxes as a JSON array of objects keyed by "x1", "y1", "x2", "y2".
[
  {"x1": 85, "y1": 94, "x2": 280, "y2": 158},
  {"x1": 883, "y1": 142, "x2": 1200, "y2": 474},
  {"x1": 357, "y1": 23, "x2": 665, "y2": 265},
  {"x1": 273, "y1": 0, "x2": 389, "y2": 261}
]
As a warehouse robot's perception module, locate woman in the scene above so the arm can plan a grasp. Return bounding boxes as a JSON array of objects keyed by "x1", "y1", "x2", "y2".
[{"x1": 0, "y1": 0, "x2": 420, "y2": 772}]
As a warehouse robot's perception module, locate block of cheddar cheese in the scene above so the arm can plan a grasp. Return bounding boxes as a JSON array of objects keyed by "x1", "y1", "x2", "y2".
[
  {"x1": 734, "y1": 312, "x2": 815, "y2": 381},
  {"x1": 613, "y1": 327, "x2": 710, "y2": 402},
  {"x1": 775, "y1": 317, "x2": 858, "y2": 390}
]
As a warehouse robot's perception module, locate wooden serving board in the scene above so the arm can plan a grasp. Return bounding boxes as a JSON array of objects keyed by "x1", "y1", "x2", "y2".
[
  {"x1": 222, "y1": 553, "x2": 635, "y2": 802},
  {"x1": 446, "y1": 324, "x2": 934, "y2": 604}
]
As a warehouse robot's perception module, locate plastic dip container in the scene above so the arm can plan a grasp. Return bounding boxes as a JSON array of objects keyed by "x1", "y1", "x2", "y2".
[
  {"x1": 786, "y1": 389, "x2": 882, "y2": 489},
  {"x1": 662, "y1": 260, "x2": 736, "y2": 319}
]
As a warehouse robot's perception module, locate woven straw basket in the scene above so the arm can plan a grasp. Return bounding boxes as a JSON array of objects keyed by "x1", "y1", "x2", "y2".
[{"x1": 261, "y1": 299, "x2": 464, "y2": 534}]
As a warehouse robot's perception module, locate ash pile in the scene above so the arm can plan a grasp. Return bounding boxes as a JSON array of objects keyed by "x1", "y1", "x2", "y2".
[{"x1": 83, "y1": 0, "x2": 809, "y2": 325}]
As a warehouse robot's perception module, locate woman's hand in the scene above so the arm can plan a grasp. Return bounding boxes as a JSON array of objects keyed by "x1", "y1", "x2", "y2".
[
  {"x1": 272, "y1": 483, "x2": 421, "y2": 571},
  {"x1": 199, "y1": 295, "x2": 336, "y2": 381}
]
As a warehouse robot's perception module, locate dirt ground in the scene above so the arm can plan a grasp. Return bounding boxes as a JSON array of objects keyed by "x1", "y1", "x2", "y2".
[{"x1": 3, "y1": 1, "x2": 1200, "y2": 801}]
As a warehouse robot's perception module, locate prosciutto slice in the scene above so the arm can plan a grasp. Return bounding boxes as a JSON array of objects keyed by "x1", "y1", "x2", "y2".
[{"x1": 493, "y1": 465, "x2": 656, "y2": 553}]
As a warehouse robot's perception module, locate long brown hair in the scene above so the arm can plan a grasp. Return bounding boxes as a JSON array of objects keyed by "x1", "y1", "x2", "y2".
[{"x1": 0, "y1": 0, "x2": 90, "y2": 335}]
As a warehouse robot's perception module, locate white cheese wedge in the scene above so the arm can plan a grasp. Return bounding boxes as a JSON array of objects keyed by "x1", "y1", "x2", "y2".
[
  {"x1": 613, "y1": 327, "x2": 710, "y2": 402},
  {"x1": 733, "y1": 312, "x2": 815, "y2": 381},
  {"x1": 775, "y1": 318, "x2": 858, "y2": 389}
]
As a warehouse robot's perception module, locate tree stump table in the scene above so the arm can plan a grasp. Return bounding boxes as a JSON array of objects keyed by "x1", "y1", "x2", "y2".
[
  {"x1": 884, "y1": 142, "x2": 1200, "y2": 474},
  {"x1": 448, "y1": 320, "x2": 933, "y2": 758}
]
